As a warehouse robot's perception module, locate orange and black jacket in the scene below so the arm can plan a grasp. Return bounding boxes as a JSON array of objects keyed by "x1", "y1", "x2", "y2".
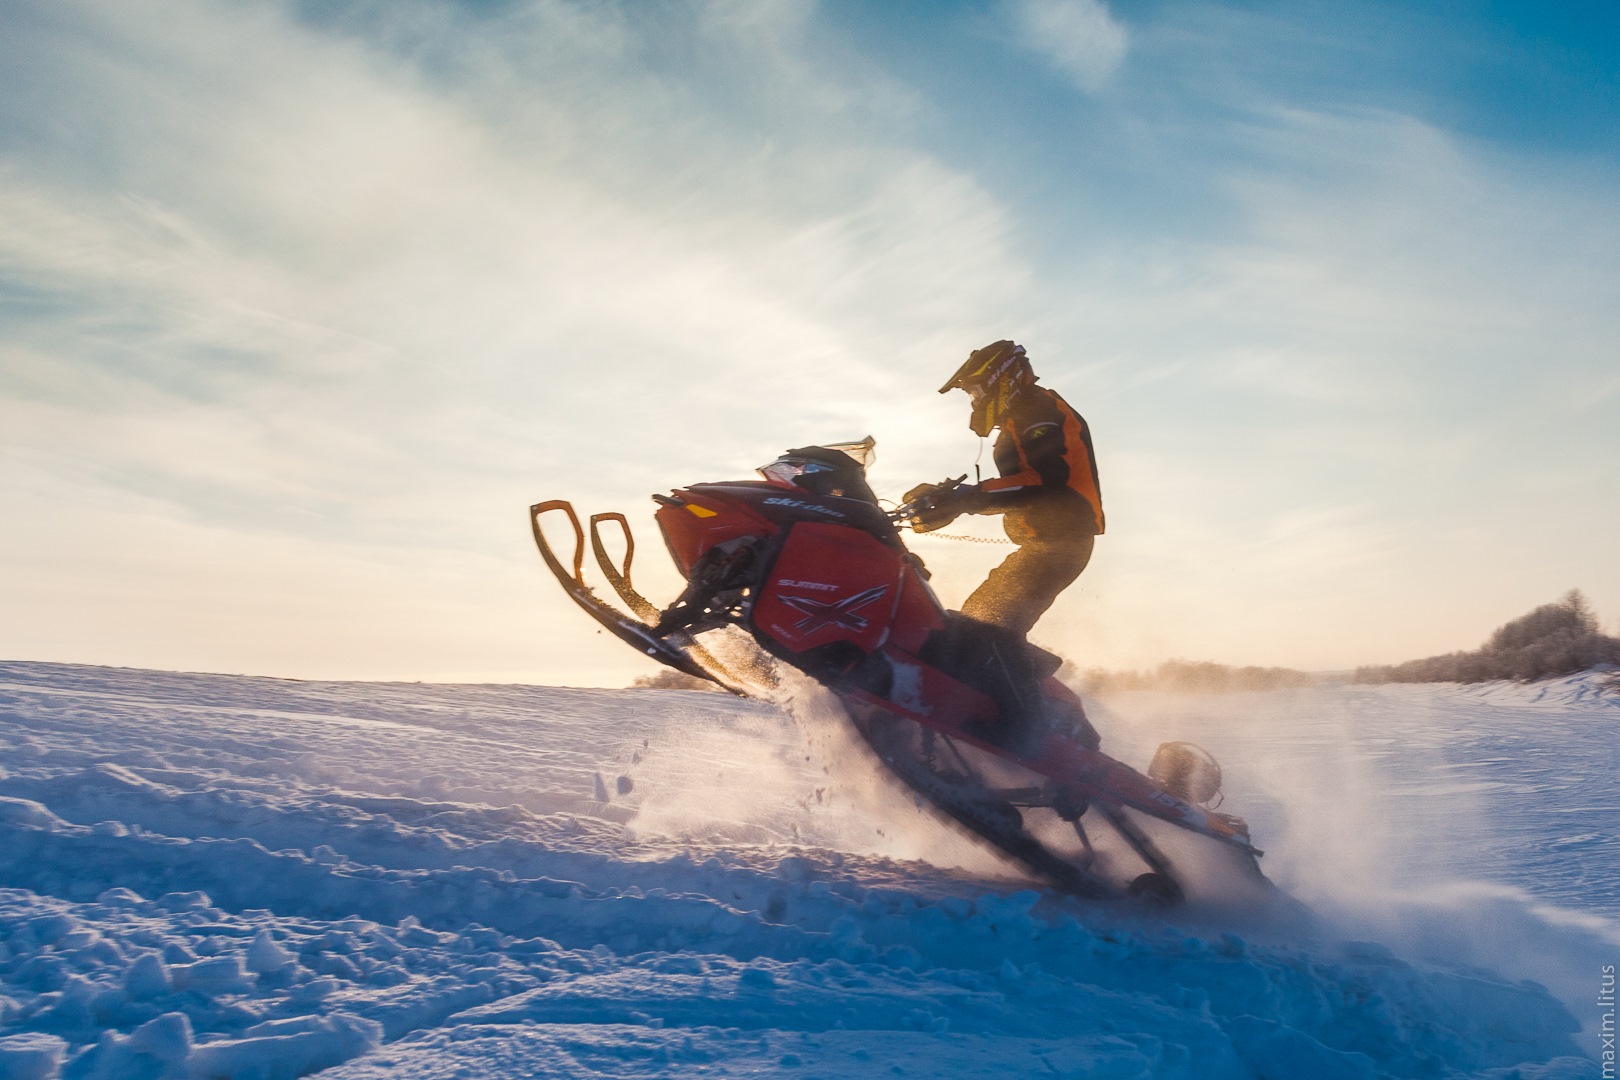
[{"x1": 973, "y1": 386, "x2": 1104, "y2": 542}]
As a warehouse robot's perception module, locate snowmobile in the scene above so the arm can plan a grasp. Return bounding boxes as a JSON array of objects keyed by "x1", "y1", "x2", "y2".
[{"x1": 530, "y1": 440, "x2": 1273, "y2": 904}]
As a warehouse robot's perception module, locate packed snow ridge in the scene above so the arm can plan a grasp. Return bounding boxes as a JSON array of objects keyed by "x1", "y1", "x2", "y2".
[{"x1": 0, "y1": 660, "x2": 1611, "y2": 1078}]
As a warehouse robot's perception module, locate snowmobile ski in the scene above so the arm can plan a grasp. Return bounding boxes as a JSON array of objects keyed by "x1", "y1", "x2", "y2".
[{"x1": 530, "y1": 501, "x2": 744, "y2": 693}]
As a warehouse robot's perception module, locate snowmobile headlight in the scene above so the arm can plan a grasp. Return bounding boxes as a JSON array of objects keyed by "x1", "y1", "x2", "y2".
[{"x1": 758, "y1": 459, "x2": 831, "y2": 486}]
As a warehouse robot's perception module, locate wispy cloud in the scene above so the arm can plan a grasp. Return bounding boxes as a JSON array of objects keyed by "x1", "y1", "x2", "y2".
[
  {"x1": 0, "y1": 0, "x2": 1036, "y2": 681},
  {"x1": 1005, "y1": 0, "x2": 1128, "y2": 91}
]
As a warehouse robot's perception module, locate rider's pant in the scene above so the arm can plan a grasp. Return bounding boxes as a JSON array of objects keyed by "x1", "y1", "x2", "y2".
[{"x1": 960, "y1": 534, "x2": 1094, "y2": 637}]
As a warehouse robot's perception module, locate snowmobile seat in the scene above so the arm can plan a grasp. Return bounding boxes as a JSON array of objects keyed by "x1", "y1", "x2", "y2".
[
  {"x1": 919, "y1": 614, "x2": 1062, "y2": 683},
  {"x1": 918, "y1": 614, "x2": 1062, "y2": 756}
]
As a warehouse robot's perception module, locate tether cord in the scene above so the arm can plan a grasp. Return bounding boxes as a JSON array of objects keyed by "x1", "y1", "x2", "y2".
[{"x1": 905, "y1": 529, "x2": 1013, "y2": 545}]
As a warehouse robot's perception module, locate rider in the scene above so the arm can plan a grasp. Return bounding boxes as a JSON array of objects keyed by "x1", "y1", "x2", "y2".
[{"x1": 905, "y1": 340, "x2": 1103, "y2": 753}]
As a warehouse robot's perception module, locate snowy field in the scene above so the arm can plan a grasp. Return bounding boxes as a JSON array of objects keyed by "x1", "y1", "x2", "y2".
[{"x1": 0, "y1": 659, "x2": 1614, "y2": 1079}]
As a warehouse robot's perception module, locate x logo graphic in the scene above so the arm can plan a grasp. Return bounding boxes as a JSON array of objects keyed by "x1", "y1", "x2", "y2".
[{"x1": 780, "y1": 585, "x2": 889, "y2": 634}]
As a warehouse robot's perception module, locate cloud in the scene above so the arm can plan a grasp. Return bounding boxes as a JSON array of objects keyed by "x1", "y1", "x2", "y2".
[
  {"x1": 0, "y1": 0, "x2": 1038, "y2": 680},
  {"x1": 1006, "y1": 0, "x2": 1128, "y2": 91},
  {"x1": 0, "y1": 0, "x2": 1030, "y2": 492},
  {"x1": 2, "y1": 0, "x2": 1616, "y2": 681}
]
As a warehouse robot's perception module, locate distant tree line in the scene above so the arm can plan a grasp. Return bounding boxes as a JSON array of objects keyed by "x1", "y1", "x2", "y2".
[
  {"x1": 1072, "y1": 659, "x2": 1321, "y2": 695},
  {"x1": 1353, "y1": 590, "x2": 1620, "y2": 685}
]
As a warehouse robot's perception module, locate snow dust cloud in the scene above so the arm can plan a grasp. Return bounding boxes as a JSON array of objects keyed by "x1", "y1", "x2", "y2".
[
  {"x1": 778, "y1": 680, "x2": 1014, "y2": 878},
  {"x1": 583, "y1": 651, "x2": 1616, "y2": 1060},
  {"x1": 622, "y1": 658, "x2": 1620, "y2": 1058},
  {"x1": 1085, "y1": 674, "x2": 1620, "y2": 1056},
  {"x1": 623, "y1": 672, "x2": 1016, "y2": 881}
]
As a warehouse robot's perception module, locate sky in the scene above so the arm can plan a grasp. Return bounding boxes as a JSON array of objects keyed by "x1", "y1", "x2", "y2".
[{"x1": 1, "y1": 0, "x2": 1617, "y2": 686}]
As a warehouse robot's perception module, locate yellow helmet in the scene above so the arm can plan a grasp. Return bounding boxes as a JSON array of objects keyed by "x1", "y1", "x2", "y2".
[{"x1": 939, "y1": 340, "x2": 1036, "y2": 437}]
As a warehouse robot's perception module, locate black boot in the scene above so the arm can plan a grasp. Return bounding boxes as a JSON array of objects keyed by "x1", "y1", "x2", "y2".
[
  {"x1": 976, "y1": 629, "x2": 1048, "y2": 757},
  {"x1": 922, "y1": 617, "x2": 1049, "y2": 758}
]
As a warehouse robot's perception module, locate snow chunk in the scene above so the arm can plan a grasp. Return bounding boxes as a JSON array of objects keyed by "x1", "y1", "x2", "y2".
[
  {"x1": 1227, "y1": 1015, "x2": 1378, "y2": 1080},
  {"x1": 310, "y1": 845, "x2": 346, "y2": 866},
  {"x1": 186, "y1": 1013, "x2": 381, "y2": 1079},
  {"x1": 155, "y1": 891, "x2": 213, "y2": 913},
  {"x1": 74, "y1": 1012, "x2": 192, "y2": 1080},
  {"x1": 59, "y1": 1009, "x2": 379, "y2": 1080},
  {"x1": 245, "y1": 930, "x2": 296, "y2": 975},
  {"x1": 737, "y1": 965, "x2": 777, "y2": 991},
  {"x1": 0, "y1": 1033, "x2": 67, "y2": 1080},
  {"x1": 124, "y1": 953, "x2": 172, "y2": 1001},
  {"x1": 0, "y1": 798, "x2": 61, "y2": 829},
  {"x1": 171, "y1": 956, "x2": 249, "y2": 996}
]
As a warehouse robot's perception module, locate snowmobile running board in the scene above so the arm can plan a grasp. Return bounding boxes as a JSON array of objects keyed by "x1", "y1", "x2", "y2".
[{"x1": 530, "y1": 501, "x2": 735, "y2": 691}]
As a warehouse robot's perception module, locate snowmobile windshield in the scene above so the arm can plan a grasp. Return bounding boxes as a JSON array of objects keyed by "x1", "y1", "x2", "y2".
[
  {"x1": 756, "y1": 437, "x2": 876, "y2": 485},
  {"x1": 757, "y1": 439, "x2": 881, "y2": 503},
  {"x1": 823, "y1": 435, "x2": 876, "y2": 470}
]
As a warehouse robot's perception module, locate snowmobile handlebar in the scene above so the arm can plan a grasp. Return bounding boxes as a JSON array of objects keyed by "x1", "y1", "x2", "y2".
[{"x1": 890, "y1": 474, "x2": 969, "y2": 525}]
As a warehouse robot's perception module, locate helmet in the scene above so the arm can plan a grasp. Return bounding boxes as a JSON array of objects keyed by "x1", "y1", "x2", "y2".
[{"x1": 939, "y1": 340, "x2": 1036, "y2": 437}]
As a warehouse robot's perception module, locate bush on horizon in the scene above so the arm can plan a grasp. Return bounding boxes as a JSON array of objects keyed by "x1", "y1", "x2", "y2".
[
  {"x1": 629, "y1": 668, "x2": 724, "y2": 692},
  {"x1": 1353, "y1": 589, "x2": 1620, "y2": 685}
]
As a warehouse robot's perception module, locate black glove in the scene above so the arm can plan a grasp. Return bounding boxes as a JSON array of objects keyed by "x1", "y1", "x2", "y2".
[
  {"x1": 905, "y1": 480, "x2": 980, "y2": 533},
  {"x1": 902, "y1": 480, "x2": 947, "y2": 506}
]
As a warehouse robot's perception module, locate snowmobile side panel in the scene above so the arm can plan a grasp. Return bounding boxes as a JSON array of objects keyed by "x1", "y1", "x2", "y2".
[
  {"x1": 887, "y1": 565, "x2": 949, "y2": 655},
  {"x1": 850, "y1": 647, "x2": 1001, "y2": 732},
  {"x1": 752, "y1": 523, "x2": 902, "y2": 658},
  {"x1": 655, "y1": 489, "x2": 778, "y2": 576},
  {"x1": 679, "y1": 479, "x2": 903, "y2": 546}
]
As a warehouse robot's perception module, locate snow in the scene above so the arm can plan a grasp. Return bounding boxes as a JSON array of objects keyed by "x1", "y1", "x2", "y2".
[{"x1": 0, "y1": 659, "x2": 1613, "y2": 1078}]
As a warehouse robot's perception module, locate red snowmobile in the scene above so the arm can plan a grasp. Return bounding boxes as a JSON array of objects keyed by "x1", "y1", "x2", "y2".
[{"x1": 531, "y1": 440, "x2": 1273, "y2": 903}]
